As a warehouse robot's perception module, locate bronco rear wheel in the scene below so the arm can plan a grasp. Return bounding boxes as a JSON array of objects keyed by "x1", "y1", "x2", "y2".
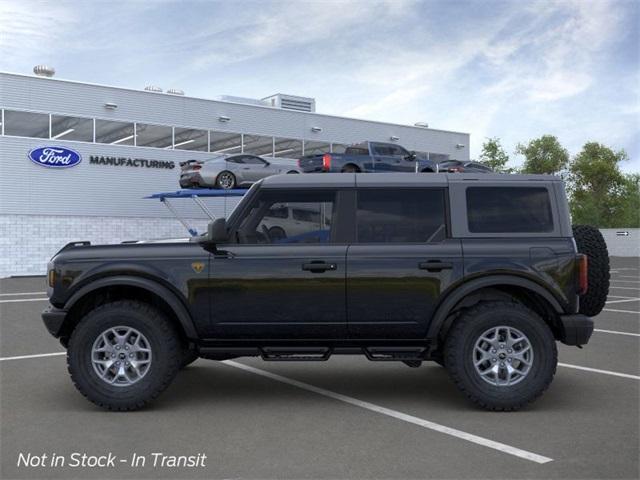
[
  {"x1": 444, "y1": 301, "x2": 557, "y2": 411},
  {"x1": 67, "y1": 300, "x2": 182, "y2": 410},
  {"x1": 572, "y1": 224, "x2": 609, "y2": 316}
]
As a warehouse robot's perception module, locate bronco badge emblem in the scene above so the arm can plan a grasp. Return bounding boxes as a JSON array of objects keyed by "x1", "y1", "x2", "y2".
[{"x1": 191, "y1": 262, "x2": 205, "y2": 273}]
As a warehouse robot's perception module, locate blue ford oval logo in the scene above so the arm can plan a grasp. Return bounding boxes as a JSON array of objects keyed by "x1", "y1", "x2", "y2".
[{"x1": 28, "y1": 146, "x2": 82, "y2": 168}]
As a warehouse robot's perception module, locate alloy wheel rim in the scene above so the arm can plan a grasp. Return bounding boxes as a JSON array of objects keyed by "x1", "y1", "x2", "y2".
[
  {"x1": 91, "y1": 326, "x2": 152, "y2": 387},
  {"x1": 473, "y1": 326, "x2": 533, "y2": 387},
  {"x1": 218, "y1": 173, "x2": 234, "y2": 189}
]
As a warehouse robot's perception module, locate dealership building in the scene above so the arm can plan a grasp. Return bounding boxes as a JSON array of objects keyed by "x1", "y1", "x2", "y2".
[{"x1": 0, "y1": 69, "x2": 470, "y2": 277}]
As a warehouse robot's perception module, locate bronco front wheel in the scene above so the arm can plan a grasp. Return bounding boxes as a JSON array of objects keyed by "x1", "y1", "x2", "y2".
[{"x1": 67, "y1": 300, "x2": 182, "y2": 411}]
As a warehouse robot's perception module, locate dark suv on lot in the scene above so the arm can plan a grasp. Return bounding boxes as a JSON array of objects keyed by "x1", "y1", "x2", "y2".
[{"x1": 42, "y1": 173, "x2": 608, "y2": 411}]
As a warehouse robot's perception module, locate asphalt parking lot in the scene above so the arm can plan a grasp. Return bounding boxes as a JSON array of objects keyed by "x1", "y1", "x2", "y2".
[{"x1": 1, "y1": 257, "x2": 638, "y2": 480}]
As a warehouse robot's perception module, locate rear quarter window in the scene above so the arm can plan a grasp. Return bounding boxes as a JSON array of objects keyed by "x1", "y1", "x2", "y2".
[{"x1": 466, "y1": 187, "x2": 554, "y2": 233}]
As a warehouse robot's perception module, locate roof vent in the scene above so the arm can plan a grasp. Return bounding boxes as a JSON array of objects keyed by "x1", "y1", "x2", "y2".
[
  {"x1": 167, "y1": 88, "x2": 184, "y2": 95},
  {"x1": 144, "y1": 85, "x2": 163, "y2": 93},
  {"x1": 33, "y1": 65, "x2": 55, "y2": 77},
  {"x1": 262, "y1": 94, "x2": 316, "y2": 113}
]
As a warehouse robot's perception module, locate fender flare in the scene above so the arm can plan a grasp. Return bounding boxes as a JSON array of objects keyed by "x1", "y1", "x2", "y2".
[
  {"x1": 64, "y1": 275, "x2": 198, "y2": 339},
  {"x1": 426, "y1": 275, "x2": 565, "y2": 340}
]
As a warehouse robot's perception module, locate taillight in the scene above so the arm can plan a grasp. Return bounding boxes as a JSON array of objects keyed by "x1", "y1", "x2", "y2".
[
  {"x1": 449, "y1": 166, "x2": 464, "y2": 173},
  {"x1": 297, "y1": 158, "x2": 302, "y2": 168},
  {"x1": 322, "y1": 153, "x2": 332, "y2": 171},
  {"x1": 192, "y1": 165, "x2": 202, "y2": 171},
  {"x1": 577, "y1": 254, "x2": 588, "y2": 295}
]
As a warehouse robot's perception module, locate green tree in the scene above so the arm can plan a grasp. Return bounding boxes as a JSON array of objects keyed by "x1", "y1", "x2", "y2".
[
  {"x1": 516, "y1": 135, "x2": 569, "y2": 175},
  {"x1": 479, "y1": 137, "x2": 513, "y2": 173},
  {"x1": 568, "y1": 142, "x2": 637, "y2": 227}
]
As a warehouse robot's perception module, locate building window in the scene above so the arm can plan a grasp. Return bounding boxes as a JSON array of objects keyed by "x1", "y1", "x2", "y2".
[
  {"x1": 331, "y1": 143, "x2": 348, "y2": 154},
  {"x1": 95, "y1": 119, "x2": 135, "y2": 145},
  {"x1": 51, "y1": 114, "x2": 93, "y2": 142},
  {"x1": 173, "y1": 127, "x2": 208, "y2": 151},
  {"x1": 210, "y1": 131, "x2": 242, "y2": 154},
  {"x1": 243, "y1": 134, "x2": 274, "y2": 156},
  {"x1": 303, "y1": 140, "x2": 331, "y2": 156},
  {"x1": 274, "y1": 137, "x2": 303, "y2": 158},
  {"x1": 3, "y1": 110, "x2": 49, "y2": 138},
  {"x1": 135, "y1": 123, "x2": 173, "y2": 148}
]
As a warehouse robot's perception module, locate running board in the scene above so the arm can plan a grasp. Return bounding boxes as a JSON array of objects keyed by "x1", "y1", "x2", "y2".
[
  {"x1": 363, "y1": 347, "x2": 428, "y2": 362},
  {"x1": 260, "y1": 347, "x2": 332, "y2": 361}
]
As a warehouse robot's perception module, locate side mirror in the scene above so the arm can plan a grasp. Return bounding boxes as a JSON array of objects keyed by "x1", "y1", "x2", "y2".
[
  {"x1": 406, "y1": 151, "x2": 417, "y2": 161},
  {"x1": 197, "y1": 218, "x2": 228, "y2": 244}
]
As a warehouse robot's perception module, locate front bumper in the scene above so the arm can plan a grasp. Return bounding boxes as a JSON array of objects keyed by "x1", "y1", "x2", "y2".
[
  {"x1": 42, "y1": 305, "x2": 68, "y2": 338},
  {"x1": 559, "y1": 314, "x2": 594, "y2": 346}
]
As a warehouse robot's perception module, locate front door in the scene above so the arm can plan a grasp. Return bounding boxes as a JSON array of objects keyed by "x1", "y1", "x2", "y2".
[
  {"x1": 346, "y1": 188, "x2": 463, "y2": 338},
  {"x1": 205, "y1": 188, "x2": 349, "y2": 339}
]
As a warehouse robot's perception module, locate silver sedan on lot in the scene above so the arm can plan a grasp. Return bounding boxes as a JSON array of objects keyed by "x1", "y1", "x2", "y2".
[{"x1": 179, "y1": 154, "x2": 300, "y2": 189}]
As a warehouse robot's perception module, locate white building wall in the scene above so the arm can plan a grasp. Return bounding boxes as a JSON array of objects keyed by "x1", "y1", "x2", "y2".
[{"x1": 0, "y1": 215, "x2": 212, "y2": 277}]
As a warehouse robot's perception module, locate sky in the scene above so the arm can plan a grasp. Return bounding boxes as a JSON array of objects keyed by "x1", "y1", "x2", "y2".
[{"x1": 1, "y1": 0, "x2": 638, "y2": 172}]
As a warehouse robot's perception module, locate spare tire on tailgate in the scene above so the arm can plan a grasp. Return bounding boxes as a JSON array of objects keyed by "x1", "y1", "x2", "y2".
[{"x1": 572, "y1": 225, "x2": 610, "y2": 316}]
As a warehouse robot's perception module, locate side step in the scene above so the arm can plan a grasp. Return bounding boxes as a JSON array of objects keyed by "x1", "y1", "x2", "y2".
[
  {"x1": 260, "y1": 347, "x2": 332, "y2": 361},
  {"x1": 363, "y1": 347, "x2": 428, "y2": 362}
]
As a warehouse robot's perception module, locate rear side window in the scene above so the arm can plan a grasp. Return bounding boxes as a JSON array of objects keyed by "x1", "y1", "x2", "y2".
[
  {"x1": 356, "y1": 189, "x2": 446, "y2": 243},
  {"x1": 466, "y1": 187, "x2": 553, "y2": 233}
]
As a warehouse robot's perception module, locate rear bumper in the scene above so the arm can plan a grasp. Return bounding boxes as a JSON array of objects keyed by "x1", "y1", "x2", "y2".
[
  {"x1": 558, "y1": 314, "x2": 594, "y2": 346},
  {"x1": 42, "y1": 305, "x2": 68, "y2": 338}
]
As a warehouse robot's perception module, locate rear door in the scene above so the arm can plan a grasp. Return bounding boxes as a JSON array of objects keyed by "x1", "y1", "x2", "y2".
[{"x1": 346, "y1": 187, "x2": 463, "y2": 338}]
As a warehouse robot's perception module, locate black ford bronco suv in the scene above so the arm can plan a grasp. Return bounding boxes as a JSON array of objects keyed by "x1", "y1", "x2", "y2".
[{"x1": 42, "y1": 173, "x2": 609, "y2": 411}]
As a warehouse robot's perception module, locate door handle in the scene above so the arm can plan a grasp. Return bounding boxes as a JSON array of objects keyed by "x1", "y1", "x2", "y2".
[
  {"x1": 302, "y1": 262, "x2": 337, "y2": 273},
  {"x1": 418, "y1": 261, "x2": 453, "y2": 272}
]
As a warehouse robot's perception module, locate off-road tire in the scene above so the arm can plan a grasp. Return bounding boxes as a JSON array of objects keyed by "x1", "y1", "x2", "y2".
[
  {"x1": 444, "y1": 301, "x2": 557, "y2": 411},
  {"x1": 572, "y1": 224, "x2": 610, "y2": 316},
  {"x1": 67, "y1": 300, "x2": 182, "y2": 411}
]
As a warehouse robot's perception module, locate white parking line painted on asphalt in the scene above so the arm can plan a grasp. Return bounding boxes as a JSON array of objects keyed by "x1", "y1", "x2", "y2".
[
  {"x1": 594, "y1": 328, "x2": 640, "y2": 337},
  {"x1": 611, "y1": 280, "x2": 640, "y2": 284},
  {"x1": 0, "y1": 292, "x2": 47, "y2": 296},
  {"x1": 616, "y1": 275, "x2": 640, "y2": 280},
  {"x1": 223, "y1": 360, "x2": 553, "y2": 464},
  {"x1": 603, "y1": 308, "x2": 640, "y2": 314},
  {"x1": 609, "y1": 286, "x2": 640, "y2": 291},
  {"x1": 0, "y1": 297, "x2": 48, "y2": 304},
  {"x1": 0, "y1": 352, "x2": 65, "y2": 362},
  {"x1": 606, "y1": 297, "x2": 640, "y2": 304},
  {"x1": 559, "y1": 363, "x2": 640, "y2": 380}
]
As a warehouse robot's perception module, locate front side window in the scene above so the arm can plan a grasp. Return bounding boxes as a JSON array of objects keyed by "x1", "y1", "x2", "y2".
[
  {"x1": 356, "y1": 189, "x2": 446, "y2": 243},
  {"x1": 241, "y1": 155, "x2": 267, "y2": 165},
  {"x1": 466, "y1": 187, "x2": 554, "y2": 233},
  {"x1": 238, "y1": 191, "x2": 335, "y2": 244},
  {"x1": 4, "y1": 110, "x2": 49, "y2": 138}
]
